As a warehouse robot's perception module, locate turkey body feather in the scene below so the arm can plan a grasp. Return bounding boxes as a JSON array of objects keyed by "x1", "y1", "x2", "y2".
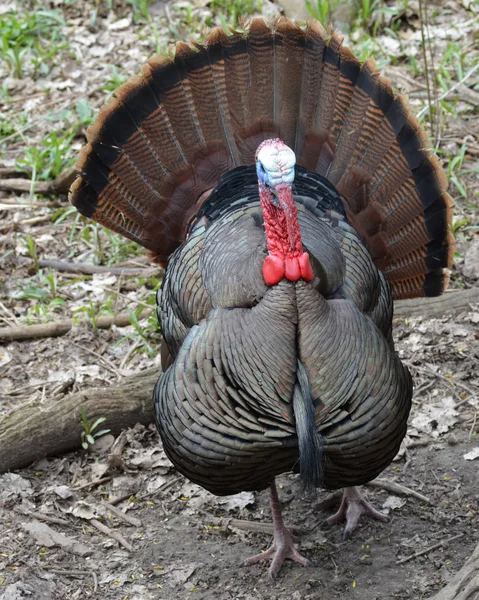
[
  {"x1": 70, "y1": 17, "x2": 453, "y2": 578},
  {"x1": 155, "y1": 166, "x2": 412, "y2": 496}
]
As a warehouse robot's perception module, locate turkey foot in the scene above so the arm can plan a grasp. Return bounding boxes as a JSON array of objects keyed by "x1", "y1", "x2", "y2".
[
  {"x1": 243, "y1": 481, "x2": 312, "y2": 580},
  {"x1": 327, "y1": 486, "x2": 388, "y2": 540}
]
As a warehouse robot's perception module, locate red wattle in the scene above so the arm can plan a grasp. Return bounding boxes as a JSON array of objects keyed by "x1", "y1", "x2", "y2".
[
  {"x1": 284, "y1": 256, "x2": 301, "y2": 281},
  {"x1": 299, "y1": 252, "x2": 314, "y2": 281},
  {"x1": 263, "y1": 255, "x2": 285, "y2": 286}
]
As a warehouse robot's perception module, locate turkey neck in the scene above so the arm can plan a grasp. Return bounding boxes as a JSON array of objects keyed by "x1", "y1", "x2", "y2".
[{"x1": 259, "y1": 183, "x2": 314, "y2": 286}]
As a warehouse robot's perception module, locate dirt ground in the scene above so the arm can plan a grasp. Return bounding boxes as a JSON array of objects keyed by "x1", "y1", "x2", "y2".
[
  {"x1": 1, "y1": 309, "x2": 479, "y2": 600},
  {"x1": 1, "y1": 0, "x2": 479, "y2": 598}
]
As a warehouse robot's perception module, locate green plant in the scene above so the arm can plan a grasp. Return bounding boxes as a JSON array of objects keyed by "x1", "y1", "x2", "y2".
[
  {"x1": 102, "y1": 65, "x2": 128, "y2": 93},
  {"x1": 16, "y1": 130, "x2": 76, "y2": 182},
  {"x1": 79, "y1": 408, "x2": 111, "y2": 450},
  {"x1": 75, "y1": 99, "x2": 94, "y2": 127},
  {"x1": 74, "y1": 299, "x2": 108, "y2": 332},
  {"x1": 114, "y1": 278, "x2": 162, "y2": 359},
  {"x1": 127, "y1": 0, "x2": 153, "y2": 24},
  {"x1": 13, "y1": 267, "x2": 67, "y2": 324},
  {"x1": 451, "y1": 216, "x2": 470, "y2": 234},
  {"x1": 304, "y1": 0, "x2": 340, "y2": 24},
  {"x1": 442, "y1": 143, "x2": 468, "y2": 199},
  {"x1": 354, "y1": 0, "x2": 381, "y2": 30},
  {"x1": 23, "y1": 234, "x2": 39, "y2": 270},
  {"x1": 0, "y1": 9, "x2": 68, "y2": 78},
  {"x1": 209, "y1": 0, "x2": 257, "y2": 26}
]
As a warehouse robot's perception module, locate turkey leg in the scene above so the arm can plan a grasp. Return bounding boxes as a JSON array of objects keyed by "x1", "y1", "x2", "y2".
[
  {"x1": 243, "y1": 480, "x2": 312, "y2": 579},
  {"x1": 327, "y1": 486, "x2": 388, "y2": 539}
]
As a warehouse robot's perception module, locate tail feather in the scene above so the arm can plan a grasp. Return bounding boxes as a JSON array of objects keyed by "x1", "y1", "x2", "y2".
[
  {"x1": 276, "y1": 19, "x2": 304, "y2": 149},
  {"x1": 145, "y1": 53, "x2": 205, "y2": 162},
  {"x1": 293, "y1": 360, "x2": 323, "y2": 490},
  {"x1": 328, "y1": 59, "x2": 377, "y2": 185},
  {"x1": 248, "y1": 19, "x2": 275, "y2": 124},
  {"x1": 295, "y1": 20, "x2": 328, "y2": 153},
  {"x1": 70, "y1": 17, "x2": 454, "y2": 297}
]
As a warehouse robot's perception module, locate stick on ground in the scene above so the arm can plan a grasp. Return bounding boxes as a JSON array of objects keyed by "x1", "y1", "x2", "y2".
[
  {"x1": 0, "y1": 309, "x2": 153, "y2": 341},
  {"x1": 396, "y1": 533, "x2": 464, "y2": 565},
  {"x1": 0, "y1": 368, "x2": 158, "y2": 473}
]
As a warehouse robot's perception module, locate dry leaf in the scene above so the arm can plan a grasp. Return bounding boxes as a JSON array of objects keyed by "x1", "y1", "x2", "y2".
[{"x1": 464, "y1": 447, "x2": 479, "y2": 461}]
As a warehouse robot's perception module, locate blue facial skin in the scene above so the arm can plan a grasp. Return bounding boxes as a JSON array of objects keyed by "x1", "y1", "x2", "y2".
[
  {"x1": 256, "y1": 160, "x2": 280, "y2": 207},
  {"x1": 256, "y1": 160, "x2": 268, "y2": 187}
]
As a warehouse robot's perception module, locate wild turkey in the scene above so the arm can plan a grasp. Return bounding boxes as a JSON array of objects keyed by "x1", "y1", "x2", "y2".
[{"x1": 70, "y1": 18, "x2": 454, "y2": 578}]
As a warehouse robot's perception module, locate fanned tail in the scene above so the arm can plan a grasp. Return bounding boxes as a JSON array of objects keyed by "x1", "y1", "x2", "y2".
[{"x1": 70, "y1": 17, "x2": 454, "y2": 299}]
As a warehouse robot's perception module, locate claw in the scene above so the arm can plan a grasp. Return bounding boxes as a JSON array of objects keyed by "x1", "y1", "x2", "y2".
[
  {"x1": 243, "y1": 481, "x2": 312, "y2": 579},
  {"x1": 327, "y1": 486, "x2": 388, "y2": 539}
]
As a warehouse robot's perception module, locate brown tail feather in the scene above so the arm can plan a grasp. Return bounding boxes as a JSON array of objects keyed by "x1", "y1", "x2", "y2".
[{"x1": 70, "y1": 17, "x2": 454, "y2": 298}]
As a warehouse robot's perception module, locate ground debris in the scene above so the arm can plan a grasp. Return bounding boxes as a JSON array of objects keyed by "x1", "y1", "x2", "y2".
[{"x1": 21, "y1": 520, "x2": 91, "y2": 556}]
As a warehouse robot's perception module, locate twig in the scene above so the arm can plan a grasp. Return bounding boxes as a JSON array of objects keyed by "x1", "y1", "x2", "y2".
[
  {"x1": 119, "y1": 339, "x2": 141, "y2": 371},
  {"x1": 0, "y1": 167, "x2": 76, "y2": 195},
  {"x1": 107, "y1": 430, "x2": 127, "y2": 469},
  {"x1": 90, "y1": 518, "x2": 133, "y2": 552},
  {"x1": 0, "y1": 168, "x2": 23, "y2": 177},
  {"x1": 0, "y1": 309, "x2": 153, "y2": 341},
  {"x1": 409, "y1": 365, "x2": 477, "y2": 407},
  {"x1": 228, "y1": 519, "x2": 302, "y2": 535},
  {"x1": 470, "y1": 411, "x2": 477, "y2": 439},
  {"x1": 37, "y1": 258, "x2": 161, "y2": 277},
  {"x1": 0, "y1": 215, "x2": 52, "y2": 233},
  {"x1": 108, "y1": 492, "x2": 135, "y2": 506},
  {"x1": 417, "y1": 63, "x2": 479, "y2": 119},
  {"x1": 136, "y1": 476, "x2": 183, "y2": 501},
  {"x1": 92, "y1": 570, "x2": 98, "y2": 593},
  {"x1": 70, "y1": 341, "x2": 121, "y2": 378},
  {"x1": 4, "y1": 380, "x2": 52, "y2": 396},
  {"x1": 102, "y1": 501, "x2": 142, "y2": 527},
  {"x1": 42, "y1": 567, "x2": 97, "y2": 578},
  {"x1": 396, "y1": 533, "x2": 464, "y2": 565},
  {"x1": 72, "y1": 476, "x2": 112, "y2": 491},
  {"x1": 418, "y1": 0, "x2": 435, "y2": 137},
  {"x1": 0, "y1": 200, "x2": 60, "y2": 208},
  {"x1": 29, "y1": 511, "x2": 70, "y2": 526},
  {"x1": 366, "y1": 479, "x2": 432, "y2": 505},
  {"x1": 0, "y1": 301, "x2": 20, "y2": 327}
]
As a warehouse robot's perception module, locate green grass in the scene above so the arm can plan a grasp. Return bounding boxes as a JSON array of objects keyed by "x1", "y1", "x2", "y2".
[
  {"x1": 12, "y1": 100, "x2": 94, "y2": 182},
  {"x1": 208, "y1": 0, "x2": 257, "y2": 26},
  {"x1": 0, "y1": 9, "x2": 68, "y2": 78}
]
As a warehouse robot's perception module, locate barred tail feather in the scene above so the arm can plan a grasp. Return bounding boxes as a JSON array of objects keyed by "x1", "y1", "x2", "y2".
[{"x1": 70, "y1": 17, "x2": 453, "y2": 298}]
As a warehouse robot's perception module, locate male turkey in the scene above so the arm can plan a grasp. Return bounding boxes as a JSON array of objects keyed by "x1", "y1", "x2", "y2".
[{"x1": 70, "y1": 18, "x2": 454, "y2": 578}]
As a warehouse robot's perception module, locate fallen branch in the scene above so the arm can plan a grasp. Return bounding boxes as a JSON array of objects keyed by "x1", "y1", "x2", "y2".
[
  {"x1": 90, "y1": 518, "x2": 133, "y2": 552},
  {"x1": 72, "y1": 476, "x2": 112, "y2": 491},
  {"x1": 0, "y1": 367, "x2": 157, "y2": 473},
  {"x1": 394, "y1": 288, "x2": 479, "y2": 319},
  {"x1": 366, "y1": 478, "x2": 432, "y2": 505},
  {"x1": 0, "y1": 166, "x2": 76, "y2": 195},
  {"x1": 0, "y1": 309, "x2": 153, "y2": 341},
  {"x1": 103, "y1": 501, "x2": 142, "y2": 527},
  {"x1": 396, "y1": 533, "x2": 464, "y2": 565},
  {"x1": 428, "y1": 540, "x2": 479, "y2": 600},
  {"x1": 316, "y1": 479, "x2": 432, "y2": 516},
  {"x1": 29, "y1": 511, "x2": 70, "y2": 527},
  {"x1": 37, "y1": 258, "x2": 161, "y2": 277},
  {"x1": 0, "y1": 215, "x2": 52, "y2": 233},
  {"x1": 2, "y1": 289, "x2": 475, "y2": 343}
]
